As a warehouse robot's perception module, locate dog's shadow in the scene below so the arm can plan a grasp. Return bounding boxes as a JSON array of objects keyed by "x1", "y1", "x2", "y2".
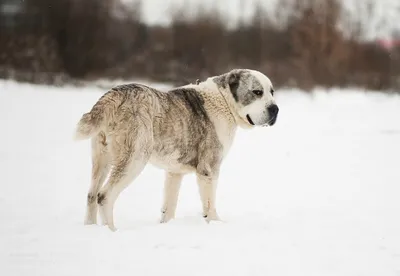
[{"x1": 120, "y1": 213, "x2": 227, "y2": 231}]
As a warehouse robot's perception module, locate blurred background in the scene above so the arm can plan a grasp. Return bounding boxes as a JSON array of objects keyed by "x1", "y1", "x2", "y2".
[
  {"x1": 1, "y1": 0, "x2": 400, "y2": 91},
  {"x1": 2, "y1": 2, "x2": 400, "y2": 274}
]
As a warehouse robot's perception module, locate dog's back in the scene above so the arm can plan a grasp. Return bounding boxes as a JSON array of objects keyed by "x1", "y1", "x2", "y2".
[
  {"x1": 150, "y1": 86, "x2": 221, "y2": 172},
  {"x1": 74, "y1": 83, "x2": 161, "y2": 141},
  {"x1": 75, "y1": 83, "x2": 221, "y2": 169}
]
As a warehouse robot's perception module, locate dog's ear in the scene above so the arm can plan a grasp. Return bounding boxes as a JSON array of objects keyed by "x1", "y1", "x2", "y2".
[
  {"x1": 228, "y1": 72, "x2": 240, "y2": 89},
  {"x1": 227, "y1": 71, "x2": 241, "y2": 101},
  {"x1": 212, "y1": 70, "x2": 242, "y2": 102}
]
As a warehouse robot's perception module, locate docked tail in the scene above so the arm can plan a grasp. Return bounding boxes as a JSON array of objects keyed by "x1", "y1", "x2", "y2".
[
  {"x1": 74, "y1": 90, "x2": 124, "y2": 141},
  {"x1": 74, "y1": 112, "x2": 101, "y2": 140}
]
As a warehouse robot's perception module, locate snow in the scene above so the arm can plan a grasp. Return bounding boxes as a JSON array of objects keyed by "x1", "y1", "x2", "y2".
[{"x1": 1, "y1": 80, "x2": 400, "y2": 276}]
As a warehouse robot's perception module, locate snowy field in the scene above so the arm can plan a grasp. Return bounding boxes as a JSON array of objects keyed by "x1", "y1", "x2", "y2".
[{"x1": 1, "y1": 79, "x2": 400, "y2": 276}]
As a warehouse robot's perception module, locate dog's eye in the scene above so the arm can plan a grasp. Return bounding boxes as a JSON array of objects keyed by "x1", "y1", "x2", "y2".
[
  {"x1": 252, "y1": 90, "x2": 263, "y2": 96},
  {"x1": 270, "y1": 88, "x2": 275, "y2": 95}
]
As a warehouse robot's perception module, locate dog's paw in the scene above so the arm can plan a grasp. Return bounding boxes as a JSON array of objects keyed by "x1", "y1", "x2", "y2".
[
  {"x1": 108, "y1": 225, "x2": 118, "y2": 232},
  {"x1": 84, "y1": 218, "x2": 97, "y2": 225},
  {"x1": 204, "y1": 211, "x2": 221, "y2": 223},
  {"x1": 160, "y1": 211, "x2": 175, "y2": 224}
]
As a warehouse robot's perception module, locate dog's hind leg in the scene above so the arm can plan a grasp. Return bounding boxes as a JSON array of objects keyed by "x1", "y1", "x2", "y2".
[
  {"x1": 85, "y1": 132, "x2": 110, "y2": 225},
  {"x1": 160, "y1": 172, "x2": 183, "y2": 223},
  {"x1": 97, "y1": 128, "x2": 152, "y2": 231}
]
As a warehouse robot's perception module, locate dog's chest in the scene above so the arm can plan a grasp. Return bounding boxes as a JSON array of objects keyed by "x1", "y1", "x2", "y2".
[{"x1": 212, "y1": 117, "x2": 237, "y2": 158}]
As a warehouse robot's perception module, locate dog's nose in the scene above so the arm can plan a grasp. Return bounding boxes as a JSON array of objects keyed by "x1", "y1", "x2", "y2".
[{"x1": 268, "y1": 104, "x2": 279, "y2": 117}]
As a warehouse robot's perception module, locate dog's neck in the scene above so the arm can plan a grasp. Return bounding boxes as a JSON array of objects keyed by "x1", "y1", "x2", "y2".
[
  {"x1": 195, "y1": 78, "x2": 248, "y2": 157},
  {"x1": 196, "y1": 79, "x2": 234, "y2": 123},
  {"x1": 217, "y1": 87, "x2": 254, "y2": 130},
  {"x1": 203, "y1": 77, "x2": 254, "y2": 130}
]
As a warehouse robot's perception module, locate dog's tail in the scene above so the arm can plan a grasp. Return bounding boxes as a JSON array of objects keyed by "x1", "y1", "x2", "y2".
[{"x1": 74, "y1": 90, "x2": 124, "y2": 141}]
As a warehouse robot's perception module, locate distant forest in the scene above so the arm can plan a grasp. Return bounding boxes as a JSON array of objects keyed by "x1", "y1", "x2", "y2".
[{"x1": 1, "y1": 0, "x2": 399, "y2": 91}]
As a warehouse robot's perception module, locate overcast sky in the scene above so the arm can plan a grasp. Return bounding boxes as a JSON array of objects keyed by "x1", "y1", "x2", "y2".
[{"x1": 122, "y1": 0, "x2": 400, "y2": 39}]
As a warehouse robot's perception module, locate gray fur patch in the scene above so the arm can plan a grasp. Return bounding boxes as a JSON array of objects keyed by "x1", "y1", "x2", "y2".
[
  {"x1": 97, "y1": 193, "x2": 106, "y2": 205},
  {"x1": 242, "y1": 92, "x2": 258, "y2": 106},
  {"x1": 112, "y1": 83, "x2": 140, "y2": 92},
  {"x1": 228, "y1": 72, "x2": 241, "y2": 102},
  {"x1": 212, "y1": 74, "x2": 226, "y2": 89},
  {"x1": 242, "y1": 78, "x2": 263, "y2": 106},
  {"x1": 151, "y1": 87, "x2": 221, "y2": 170},
  {"x1": 213, "y1": 69, "x2": 268, "y2": 107},
  {"x1": 169, "y1": 88, "x2": 209, "y2": 121},
  {"x1": 87, "y1": 193, "x2": 96, "y2": 204},
  {"x1": 212, "y1": 70, "x2": 246, "y2": 102}
]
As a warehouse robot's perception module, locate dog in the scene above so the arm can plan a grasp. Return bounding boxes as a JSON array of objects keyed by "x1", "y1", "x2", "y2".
[{"x1": 74, "y1": 69, "x2": 279, "y2": 231}]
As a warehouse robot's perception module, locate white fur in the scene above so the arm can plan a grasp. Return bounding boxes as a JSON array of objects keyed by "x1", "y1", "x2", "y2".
[
  {"x1": 78, "y1": 69, "x2": 278, "y2": 231},
  {"x1": 198, "y1": 79, "x2": 237, "y2": 157},
  {"x1": 246, "y1": 70, "x2": 276, "y2": 125}
]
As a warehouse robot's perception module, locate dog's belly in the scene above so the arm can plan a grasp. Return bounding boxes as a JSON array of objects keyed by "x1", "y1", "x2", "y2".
[{"x1": 149, "y1": 151, "x2": 196, "y2": 174}]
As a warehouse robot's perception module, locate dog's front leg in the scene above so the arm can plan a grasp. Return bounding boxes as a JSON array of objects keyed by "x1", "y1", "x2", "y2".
[
  {"x1": 196, "y1": 169, "x2": 220, "y2": 223},
  {"x1": 160, "y1": 172, "x2": 183, "y2": 223}
]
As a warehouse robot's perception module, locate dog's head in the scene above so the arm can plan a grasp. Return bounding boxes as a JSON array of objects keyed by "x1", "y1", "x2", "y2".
[{"x1": 214, "y1": 69, "x2": 279, "y2": 128}]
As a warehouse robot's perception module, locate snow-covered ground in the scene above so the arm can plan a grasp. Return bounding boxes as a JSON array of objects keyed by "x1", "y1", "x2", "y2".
[{"x1": 1, "y1": 80, "x2": 400, "y2": 276}]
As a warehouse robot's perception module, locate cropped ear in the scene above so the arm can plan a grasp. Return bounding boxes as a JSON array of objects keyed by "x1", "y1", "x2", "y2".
[
  {"x1": 227, "y1": 71, "x2": 241, "y2": 102},
  {"x1": 212, "y1": 70, "x2": 242, "y2": 102}
]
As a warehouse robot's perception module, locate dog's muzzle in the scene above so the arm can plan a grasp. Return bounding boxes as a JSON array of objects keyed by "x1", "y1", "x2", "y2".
[{"x1": 247, "y1": 104, "x2": 279, "y2": 126}]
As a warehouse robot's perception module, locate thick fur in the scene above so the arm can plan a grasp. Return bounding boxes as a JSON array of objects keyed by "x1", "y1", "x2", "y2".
[{"x1": 75, "y1": 69, "x2": 278, "y2": 231}]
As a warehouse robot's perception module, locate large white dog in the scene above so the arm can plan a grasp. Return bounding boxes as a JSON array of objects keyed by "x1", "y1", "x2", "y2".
[{"x1": 74, "y1": 69, "x2": 279, "y2": 231}]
